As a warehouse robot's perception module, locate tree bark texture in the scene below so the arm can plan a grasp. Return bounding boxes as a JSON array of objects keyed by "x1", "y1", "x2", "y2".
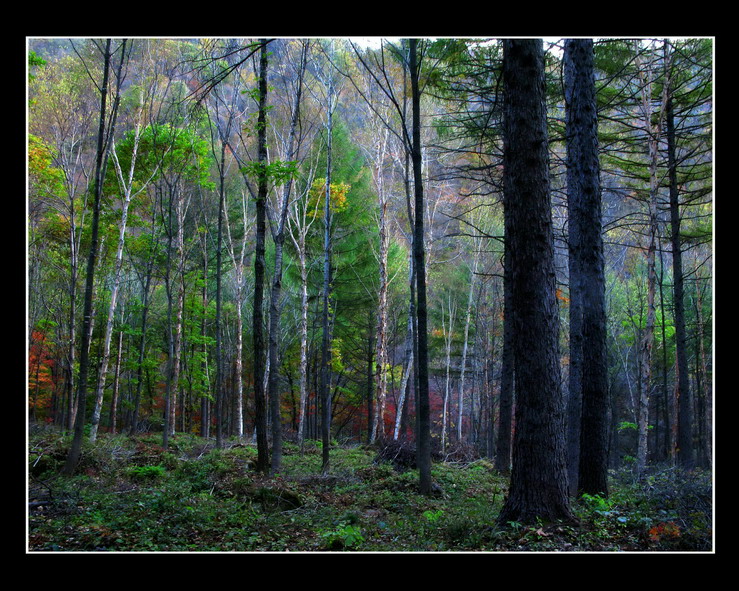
[
  {"x1": 497, "y1": 39, "x2": 573, "y2": 525},
  {"x1": 252, "y1": 40, "x2": 270, "y2": 473},
  {"x1": 565, "y1": 38, "x2": 610, "y2": 497}
]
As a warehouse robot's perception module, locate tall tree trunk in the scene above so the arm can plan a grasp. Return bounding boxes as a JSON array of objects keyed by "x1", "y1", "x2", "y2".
[
  {"x1": 66, "y1": 218, "x2": 79, "y2": 431},
  {"x1": 409, "y1": 39, "x2": 432, "y2": 495},
  {"x1": 215, "y1": 140, "x2": 227, "y2": 449},
  {"x1": 268, "y1": 40, "x2": 307, "y2": 472},
  {"x1": 497, "y1": 39, "x2": 573, "y2": 525},
  {"x1": 371, "y1": 125, "x2": 391, "y2": 444},
  {"x1": 63, "y1": 39, "x2": 124, "y2": 474},
  {"x1": 635, "y1": 42, "x2": 669, "y2": 475},
  {"x1": 295, "y1": 243, "x2": 310, "y2": 447},
  {"x1": 320, "y1": 40, "x2": 335, "y2": 474},
  {"x1": 693, "y1": 270, "x2": 710, "y2": 467},
  {"x1": 565, "y1": 39, "x2": 610, "y2": 497},
  {"x1": 393, "y1": 252, "x2": 415, "y2": 441},
  {"x1": 164, "y1": 186, "x2": 186, "y2": 450},
  {"x1": 666, "y1": 87, "x2": 693, "y2": 470},
  {"x1": 252, "y1": 40, "x2": 270, "y2": 473},
  {"x1": 441, "y1": 294, "x2": 456, "y2": 453},
  {"x1": 457, "y1": 244, "x2": 479, "y2": 442},
  {"x1": 108, "y1": 326, "x2": 124, "y2": 435}
]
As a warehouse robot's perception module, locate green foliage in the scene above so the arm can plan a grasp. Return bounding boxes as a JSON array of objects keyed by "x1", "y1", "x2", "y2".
[
  {"x1": 28, "y1": 134, "x2": 65, "y2": 201},
  {"x1": 423, "y1": 509, "x2": 444, "y2": 523},
  {"x1": 127, "y1": 464, "x2": 167, "y2": 481},
  {"x1": 241, "y1": 160, "x2": 299, "y2": 186},
  {"x1": 28, "y1": 50, "x2": 47, "y2": 81},
  {"x1": 107, "y1": 123, "x2": 215, "y2": 195}
]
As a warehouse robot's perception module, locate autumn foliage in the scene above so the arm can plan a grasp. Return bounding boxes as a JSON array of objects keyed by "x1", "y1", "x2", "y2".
[{"x1": 28, "y1": 329, "x2": 56, "y2": 419}]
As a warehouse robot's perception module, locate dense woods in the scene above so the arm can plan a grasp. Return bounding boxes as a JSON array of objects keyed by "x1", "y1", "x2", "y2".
[{"x1": 27, "y1": 37, "x2": 713, "y2": 552}]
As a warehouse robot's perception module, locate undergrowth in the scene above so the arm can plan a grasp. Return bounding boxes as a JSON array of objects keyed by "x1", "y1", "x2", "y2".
[{"x1": 27, "y1": 428, "x2": 713, "y2": 553}]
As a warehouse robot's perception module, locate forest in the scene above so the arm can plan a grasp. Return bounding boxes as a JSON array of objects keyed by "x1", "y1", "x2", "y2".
[{"x1": 27, "y1": 37, "x2": 713, "y2": 553}]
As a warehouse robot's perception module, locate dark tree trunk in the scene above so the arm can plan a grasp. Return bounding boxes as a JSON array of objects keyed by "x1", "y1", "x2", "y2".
[
  {"x1": 252, "y1": 40, "x2": 270, "y2": 473},
  {"x1": 64, "y1": 39, "x2": 124, "y2": 474},
  {"x1": 495, "y1": 239, "x2": 514, "y2": 474},
  {"x1": 666, "y1": 92, "x2": 693, "y2": 470},
  {"x1": 268, "y1": 41, "x2": 307, "y2": 473},
  {"x1": 409, "y1": 39, "x2": 432, "y2": 495},
  {"x1": 565, "y1": 39, "x2": 610, "y2": 497},
  {"x1": 497, "y1": 39, "x2": 573, "y2": 525}
]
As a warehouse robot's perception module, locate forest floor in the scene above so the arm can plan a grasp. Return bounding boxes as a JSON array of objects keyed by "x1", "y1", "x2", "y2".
[{"x1": 27, "y1": 426, "x2": 713, "y2": 553}]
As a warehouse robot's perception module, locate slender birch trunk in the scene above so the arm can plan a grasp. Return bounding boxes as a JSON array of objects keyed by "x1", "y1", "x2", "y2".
[
  {"x1": 371, "y1": 125, "x2": 391, "y2": 443},
  {"x1": 89, "y1": 122, "x2": 144, "y2": 441},
  {"x1": 108, "y1": 327, "x2": 124, "y2": 434},
  {"x1": 393, "y1": 253, "x2": 415, "y2": 441},
  {"x1": 457, "y1": 242, "x2": 479, "y2": 442},
  {"x1": 287, "y1": 164, "x2": 320, "y2": 448},
  {"x1": 441, "y1": 294, "x2": 456, "y2": 452}
]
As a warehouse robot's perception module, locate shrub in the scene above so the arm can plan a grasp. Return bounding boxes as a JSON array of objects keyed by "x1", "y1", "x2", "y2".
[
  {"x1": 320, "y1": 522, "x2": 365, "y2": 550},
  {"x1": 127, "y1": 464, "x2": 166, "y2": 481}
]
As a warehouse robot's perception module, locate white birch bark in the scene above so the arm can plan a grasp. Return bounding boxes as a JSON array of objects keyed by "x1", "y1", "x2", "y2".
[
  {"x1": 457, "y1": 241, "x2": 480, "y2": 442},
  {"x1": 89, "y1": 124, "x2": 143, "y2": 441}
]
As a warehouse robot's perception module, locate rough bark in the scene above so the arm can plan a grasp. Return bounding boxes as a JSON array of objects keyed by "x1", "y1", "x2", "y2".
[
  {"x1": 497, "y1": 39, "x2": 573, "y2": 525},
  {"x1": 565, "y1": 39, "x2": 610, "y2": 497},
  {"x1": 252, "y1": 40, "x2": 271, "y2": 473},
  {"x1": 495, "y1": 242, "x2": 514, "y2": 474}
]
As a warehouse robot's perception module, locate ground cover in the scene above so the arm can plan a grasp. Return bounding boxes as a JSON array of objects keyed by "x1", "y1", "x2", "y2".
[{"x1": 27, "y1": 428, "x2": 713, "y2": 553}]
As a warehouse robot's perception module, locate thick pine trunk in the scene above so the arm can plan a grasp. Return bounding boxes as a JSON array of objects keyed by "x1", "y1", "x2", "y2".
[
  {"x1": 565, "y1": 39, "x2": 610, "y2": 497},
  {"x1": 497, "y1": 39, "x2": 573, "y2": 525}
]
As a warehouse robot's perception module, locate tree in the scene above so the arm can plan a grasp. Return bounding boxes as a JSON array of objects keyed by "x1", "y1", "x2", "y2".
[
  {"x1": 319, "y1": 39, "x2": 338, "y2": 474},
  {"x1": 408, "y1": 38, "x2": 433, "y2": 495},
  {"x1": 664, "y1": 38, "x2": 712, "y2": 470},
  {"x1": 266, "y1": 39, "x2": 309, "y2": 472},
  {"x1": 28, "y1": 54, "x2": 98, "y2": 432},
  {"x1": 252, "y1": 39, "x2": 271, "y2": 473},
  {"x1": 63, "y1": 39, "x2": 128, "y2": 474},
  {"x1": 497, "y1": 39, "x2": 573, "y2": 525},
  {"x1": 89, "y1": 48, "x2": 162, "y2": 441},
  {"x1": 564, "y1": 38, "x2": 609, "y2": 497}
]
